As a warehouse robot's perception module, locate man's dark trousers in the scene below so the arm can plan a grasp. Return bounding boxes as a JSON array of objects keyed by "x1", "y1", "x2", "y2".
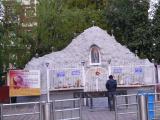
[{"x1": 108, "y1": 91, "x2": 116, "y2": 111}]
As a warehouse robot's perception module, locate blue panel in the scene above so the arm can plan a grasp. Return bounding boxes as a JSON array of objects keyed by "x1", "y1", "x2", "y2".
[
  {"x1": 57, "y1": 71, "x2": 65, "y2": 77},
  {"x1": 148, "y1": 94, "x2": 155, "y2": 120},
  {"x1": 135, "y1": 67, "x2": 143, "y2": 74},
  {"x1": 138, "y1": 91, "x2": 155, "y2": 120},
  {"x1": 113, "y1": 68, "x2": 122, "y2": 74},
  {"x1": 71, "y1": 70, "x2": 80, "y2": 75}
]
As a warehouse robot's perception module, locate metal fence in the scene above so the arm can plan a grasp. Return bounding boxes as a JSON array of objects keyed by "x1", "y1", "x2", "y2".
[
  {"x1": 52, "y1": 98, "x2": 82, "y2": 120},
  {"x1": 44, "y1": 65, "x2": 155, "y2": 93},
  {"x1": 48, "y1": 68, "x2": 83, "y2": 91},
  {"x1": 115, "y1": 94, "x2": 138, "y2": 120},
  {"x1": 111, "y1": 65, "x2": 155, "y2": 85},
  {"x1": 0, "y1": 98, "x2": 82, "y2": 120},
  {"x1": 115, "y1": 93, "x2": 160, "y2": 120},
  {"x1": 0, "y1": 101, "x2": 42, "y2": 120}
]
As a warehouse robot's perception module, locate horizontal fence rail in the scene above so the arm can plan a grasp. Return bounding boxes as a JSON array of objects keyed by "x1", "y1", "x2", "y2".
[
  {"x1": 115, "y1": 93, "x2": 160, "y2": 120},
  {"x1": 53, "y1": 98, "x2": 82, "y2": 120},
  {"x1": 0, "y1": 98, "x2": 82, "y2": 120},
  {"x1": 115, "y1": 94, "x2": 139, "y2": 120},
  {"x1": 0, "y1": 101, "x2": 42, "y2": 120}
]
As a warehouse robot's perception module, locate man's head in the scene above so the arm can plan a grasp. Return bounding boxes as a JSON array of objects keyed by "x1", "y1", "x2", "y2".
[{"x1": 109, "y1": 75, "x2": 113, "y2": 79}]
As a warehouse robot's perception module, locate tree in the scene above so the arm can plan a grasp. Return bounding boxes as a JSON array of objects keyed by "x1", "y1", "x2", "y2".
[
  {"x1": 0, "y1": 0, "x2": 108, "y2": 69},
  {"x1": 151, "y1": 1, "x2": 160, "y2": 63},
  {"x1": 1, "y1": 1, "x2": 29, "y2": 69},
  {"x1": 105, "y1": 0, "x2": 151, "y2": 59},
  {"x1": 35, "y1": 0, "x2": 107, "y2": 55}
]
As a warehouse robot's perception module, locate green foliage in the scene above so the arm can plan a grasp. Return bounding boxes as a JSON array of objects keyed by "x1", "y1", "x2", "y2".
[
  {"x1": 0, "y1": 1, "x2": 30, "y2": 69},
  {"x1": 105, "y1": 0, "x2": 151, "y2": 59},
  {"x1": 35, "y1": 0, "x2": 107, "y2": 54},
  {"x1": 151, "y1": 1, "x2": 160, "y2": 63},
  {"x1": 1, "y1": 0, "x2": 160, "y2": 70}
]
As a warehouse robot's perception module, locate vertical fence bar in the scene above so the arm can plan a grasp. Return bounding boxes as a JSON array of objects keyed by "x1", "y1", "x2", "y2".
[
  {"x1": 0, "y1": 104, "x2": 2, "y2": 120},
  {"x1": 0, "y1": 104, "x2": 3, "y2": 120},
  {"x1": 52, "y1": 100, "x2": 56, "y2": 120},
  {"x1": 50, "y1": 101, "x2": 54, "y2": 120},
  {"x1": 46, "y1": 69, "x2": 50, "y2": 102},
  {"x1": 79, "y1": 98, "x2": 82, "y2": 120},
  {"x1": 39, "y1": 102, "x2": 43, "y2": 120},
  {"x1": 138, "y1": 95, "x2": 148, "y2": 120},
  {"x1": 62, "y1": 101, "x2": 64, "y2": 120},
  {"x1": 45, "y1": 102, "x2": 51, "y2": 120},
  {"x1": 115, "y1": 95, "x2": 118, "y2": 120},
  {"x1": 41, "y1": 101, "x2": 51, "y2": 120},
  {"x1": 136, "y1": 95, "x2": 139, "y2": 120}
]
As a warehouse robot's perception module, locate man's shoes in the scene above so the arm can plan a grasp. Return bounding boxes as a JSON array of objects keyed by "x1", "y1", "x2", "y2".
[{"x1": 110, "y1": 108, "x2": 115, "y2": 111}]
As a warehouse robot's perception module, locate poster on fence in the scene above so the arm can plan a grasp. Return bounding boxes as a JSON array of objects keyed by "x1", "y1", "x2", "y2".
[{"x1": 9, "y1": 70, "x2": 40, "y2": 97}]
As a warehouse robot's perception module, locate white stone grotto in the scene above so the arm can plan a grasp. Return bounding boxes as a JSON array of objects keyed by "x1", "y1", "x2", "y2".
[{"x1": 25, "y1": 26, "x2": 155, "y2": 93}]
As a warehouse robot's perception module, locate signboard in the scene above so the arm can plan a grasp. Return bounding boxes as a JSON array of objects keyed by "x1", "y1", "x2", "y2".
[
  {"x1": 57, "y1": 71, "x2": 65, "y2": 77},
  {"x1": 113, "y1": 67, "x2": 122, "y2": 74},
  {"x1": 72, "y1": 70, "x2": 80, "y2": 75},
  {"x1": 9, "y1": 70, "x2": 40, "y2": 97},
  {"x1": 135, "y1": 67, "x2": 143, "y2": 75}
]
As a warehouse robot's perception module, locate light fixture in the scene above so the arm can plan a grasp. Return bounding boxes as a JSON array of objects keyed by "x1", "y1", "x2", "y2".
[
  {"x1": 151, "y1": 58, "x2": 155, "y2": 64},
  {"x1": 92, "y1": 20, "x2": 95, "y2": 26},
  {"x1": 153, "y1": 43, "x2": 156, "y2": 47},
  {"x1": 73, "y1": 32, "x2": 77, "y2": 38},
  {"x1": 45, "y1": 62, "x2": 49, "y2": 67},
  {"x1": 81, "y1": 61, "x2": 85, "y2": 66},
  {"x1": 51, "y1": 46, "x2": 54, "y2": 52},
  {"x1": 135, "y1": 49, "x2": 138, "y2": 56},
  {"x1": 35, "y1": 53, "x2": 39, "y2": 58},
  {"x1": 107, "y1": 59, "x2": 111, "y2": 64}
]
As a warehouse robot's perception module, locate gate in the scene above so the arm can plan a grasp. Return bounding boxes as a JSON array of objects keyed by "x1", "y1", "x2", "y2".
[
  {"x1": 52, "y1": 98, "x2": 82, "y2": 120},
  {"x1": 85, "y1": 66, "x2": 108, "y2": 91},
  {"x1": 115, "y1": 94, "x2": 138, "y2": 120},
  {"x1": 115, "y1": 93, "x2": 160, "y2": 120}
]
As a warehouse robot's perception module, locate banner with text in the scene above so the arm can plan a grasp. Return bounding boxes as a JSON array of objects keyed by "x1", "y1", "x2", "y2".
[{"x1": 9, "y1": 70, "x2": 40, "y2": 97}]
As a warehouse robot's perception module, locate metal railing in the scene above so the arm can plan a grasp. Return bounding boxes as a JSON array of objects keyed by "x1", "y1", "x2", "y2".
[
  {"x1": 115, "y1": 93, "x2": 160, "y2": 120},
  {"x1": 115, "y1": 94, "x2": 138, "y2": 120},
  {"x1": 0, "y1": 98, "x2": 82, "y2": 120},
  {"x1": 0, "y1": 101, "x2": 42, "y2": 120},
  {"x1": 52, "y1": 98, "x2": 82, "y2": 120}
]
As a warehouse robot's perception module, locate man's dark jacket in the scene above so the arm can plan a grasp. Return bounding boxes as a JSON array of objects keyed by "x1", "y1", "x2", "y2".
[{"x1": 106, "y1": 79, "x2": 117, "y2": 92}]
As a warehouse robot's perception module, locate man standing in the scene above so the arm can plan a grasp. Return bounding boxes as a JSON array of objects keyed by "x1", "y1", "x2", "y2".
[{"x1": 106, "y1": 75, "x2": 117, "y2": 111}]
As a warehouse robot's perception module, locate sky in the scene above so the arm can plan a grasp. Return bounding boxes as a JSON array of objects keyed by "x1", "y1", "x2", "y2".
[
  {"x1": 0, "y1": 2, "x2": 4, "y2": 21},
  {"x1": 149, "y1": 0, "x2": 160, "y2": 19}
]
